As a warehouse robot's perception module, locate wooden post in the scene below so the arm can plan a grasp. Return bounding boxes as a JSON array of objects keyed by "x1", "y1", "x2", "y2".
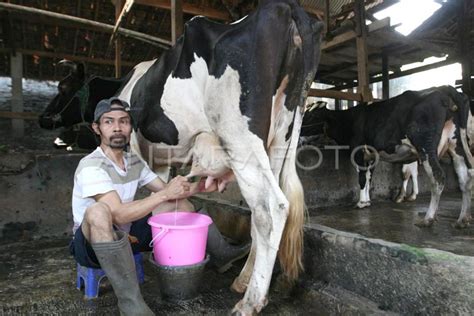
[
  {"x1": 11, "y1": 52, "x2": 24, "y2": 137},
  {"x1": 382, "y1": 52, "x2": 389, "y2": 100},
  {"x1": 171, "y1": 0, "x2": 183, "y2": 45},
  {"x1": 354, "y1": 0, "x2": 372, "y2": 102},
  {"x1": 115, "y1": 0, "x2": 124, "y2": 78},
  {"x1": 458, "y1": 0, "x2": 471, "y2": 95},
  {"x1": 324, "y1": 0, "x2": 330, "y2": 38}
]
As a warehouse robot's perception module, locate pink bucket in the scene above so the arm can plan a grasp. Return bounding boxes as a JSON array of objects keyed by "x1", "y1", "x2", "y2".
[{"x1": 148, "y1": 212, "x2": 212, "y2": 266}]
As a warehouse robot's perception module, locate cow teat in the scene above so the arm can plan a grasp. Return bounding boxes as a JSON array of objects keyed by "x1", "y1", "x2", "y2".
[{"x1": 187, "y1": 132, "x2": 230, "y2": 178}]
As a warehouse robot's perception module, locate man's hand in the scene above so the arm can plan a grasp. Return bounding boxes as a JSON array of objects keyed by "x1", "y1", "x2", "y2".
[{"x1": 162, "y1": 175, "x2": 191, "y2": 200}]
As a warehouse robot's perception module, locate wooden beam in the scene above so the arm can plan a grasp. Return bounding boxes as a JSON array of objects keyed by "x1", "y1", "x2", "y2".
[
  {"x1": 0, "y1": 111, "x2": 39, "y2": 120},
  {"x1": 0, "y1": 2, "x2": 172, "y2": 49},
  {"x1": 322, "y1": 30, "x2": 357, "y2": 51},
  {"x1": 0, "y1": 48, "x2": 137, "y2": 67},
  {"x1": 115, "y1": 0, "x2": 124, "y2": 78},
  {"x1": 459, "y1": 0, "x2": 472, "y2": 95},
  {"x1": 135, "y1": 0, "x2": 230, "y2": 21},
  {"x1": 308, "y1": 89, "x2": 363, "y2": 102},
  {"x1": 355, "y1": 0, "x2": 372, "y2": 102},
  {"x1": 72, "y1": 0, "x2": 82, "y2": 56},
  {"x1": 302, "y1": 5, "x2": 325, "y2": 19},
  {"x1": 171, "y1": 0, "x2": 183, "y2": 45},
  {"x1": 322, "y1": 17, "x2": 391, "y2": 51},
  {"x1": 111, "y1": 0, "x2": 135, "y2": 45},
  {"x1": 10, "y1": 53, "x2": 24, "y2": 137},
  {"x1": 324, "y1": 0, "x2": 330, "y2": 37},
  {"x1": 332, "y1": 58, "x2": 458, "y2": 90},
  {"x1": 382, "y1": 52, "x2": 389, "y2": 99}
]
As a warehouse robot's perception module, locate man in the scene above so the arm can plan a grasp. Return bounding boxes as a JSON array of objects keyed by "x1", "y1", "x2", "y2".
[{"x1": 70, "y1": 98, "x2": 249, "y2": 315}]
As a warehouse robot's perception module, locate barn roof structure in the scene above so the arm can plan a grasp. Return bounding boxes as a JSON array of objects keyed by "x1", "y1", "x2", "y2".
[{"x1": 0, "y1": 0, "x2": 472, "y2": 102}]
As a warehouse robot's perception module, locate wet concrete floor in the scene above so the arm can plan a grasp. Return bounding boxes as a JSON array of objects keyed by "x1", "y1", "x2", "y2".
[
  {"x1": 309, "y1": 192, "x2": 474, "y2": 256},
  {"x1": 0, "y1": 238, "x2": 336, "y2": 315},
  {"x1": 2, "y1": 193, "x2": 472, "y2": 314}
]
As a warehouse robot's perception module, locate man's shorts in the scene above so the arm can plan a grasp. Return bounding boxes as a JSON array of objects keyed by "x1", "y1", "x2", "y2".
[{"x1": 69, "y1": 214, "x2": 153, "y2": 268}]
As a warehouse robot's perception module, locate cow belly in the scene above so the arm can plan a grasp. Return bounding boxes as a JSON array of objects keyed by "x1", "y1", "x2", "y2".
[{"x1": 437, "y1": 119, "x2": 456, "y2": 157}]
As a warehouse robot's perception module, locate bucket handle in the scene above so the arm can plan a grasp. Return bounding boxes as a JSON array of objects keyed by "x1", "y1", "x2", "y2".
[{"x1": 148, "y1": 228, "x2": 169, "y2": 248}]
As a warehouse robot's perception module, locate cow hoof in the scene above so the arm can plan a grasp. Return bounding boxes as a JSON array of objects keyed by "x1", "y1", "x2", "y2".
[
  {"x1": 406, "y1": 195, "x2": 417, "y2": 202},
  {"x1": 454, "y1": 217, "x2": 471, "y2": 229},
  {"x1": 415, "y1": 218, "x2": 434, "y2": 227},
  {"x1": 355, "y1": 201, "x2": 370, "y2": 209},
  {"x1": 395, "y1": 195, "x2": 404, "y2": 203},
  {"x1": 231, "y1": 300, "x2": 256, "y2": 316},
  {"x1": 231, "y1": 277, "x2": 248, "y2": 294}
]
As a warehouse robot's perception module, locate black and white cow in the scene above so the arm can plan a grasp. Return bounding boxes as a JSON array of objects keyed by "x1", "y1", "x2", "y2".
[
  {"x1": 42, "y1": 1, "x2": 323, "y2": 313},
  {"x1": 301, "y1": 86, "x2": 473, "y2": 228},
  {"x1": 394, "y1": 110, "x2": 474, "y2": 203}
]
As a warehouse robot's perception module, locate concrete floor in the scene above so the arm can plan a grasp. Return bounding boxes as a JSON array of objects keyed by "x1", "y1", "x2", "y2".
[
  {"x1": 1, "y1": 193, "x2": 472, "y2": 314},
  {"x1": 0, "y1": 238, "x2": 343, "y2": 315},
  {"x1": 309, "y1": 192, "x2": 474, "y2": 256}
]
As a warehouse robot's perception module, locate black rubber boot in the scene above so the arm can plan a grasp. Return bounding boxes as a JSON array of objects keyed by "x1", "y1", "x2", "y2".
[
  {"x1": 199, "y1": 208, "x2": 251, "y2": 273},
  {"x1": 92, "y1": 231, "x2": 154, "y2": 316}
]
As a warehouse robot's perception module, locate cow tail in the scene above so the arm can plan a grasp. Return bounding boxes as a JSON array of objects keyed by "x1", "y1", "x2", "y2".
[
  {"x1": 279, "y1": 107, "x2": 306, "y2": 282},
  {"x1": 458, "y1": 102, "x2": 474, "y2": 172},
  {"x1": 460, "y1": 127, "x2": 474, "y2": 171}
]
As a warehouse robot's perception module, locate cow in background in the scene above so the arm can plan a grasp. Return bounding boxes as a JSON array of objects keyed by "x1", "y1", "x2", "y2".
[
  {"x1": 394, "y1": 110, "x2": 474, "y2": 203},
  {"x1": 394, "y1": 161, "x2": 419, "y2": 203},
  {"x1": 38, "y1": 60, "x2": 127, "y2": 149},
  {"x1": 301, "y1": 86, "x2": 473, "y2": 228},
  {"x1": 40, "y1": 1, "x2": 323, "y2": 313}
]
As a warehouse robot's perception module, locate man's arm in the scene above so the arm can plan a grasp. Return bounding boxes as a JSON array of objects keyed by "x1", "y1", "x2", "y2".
[
  {"x1": 145, "y1": 176, "x2": 167, "y2": 192},
  {"x1": 146, "y1": 175, "x2": 218, "y2": 195},
  {"x1": 95, "y1": 176, "x2": 191, "y2": 225}
]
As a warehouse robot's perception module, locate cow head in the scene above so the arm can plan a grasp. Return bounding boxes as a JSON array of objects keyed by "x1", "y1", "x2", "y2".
[
  {"x1": 301, "y1": 101, "x2": 328, "y2": 136},
  {"x1": 39, "y1": 60, "x2": 87, "y2": 129}
]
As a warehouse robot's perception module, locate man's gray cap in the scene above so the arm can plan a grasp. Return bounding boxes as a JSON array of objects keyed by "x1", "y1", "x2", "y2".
[{"x1": 94, "y1": 97, "x2": 131, "y2": 122}]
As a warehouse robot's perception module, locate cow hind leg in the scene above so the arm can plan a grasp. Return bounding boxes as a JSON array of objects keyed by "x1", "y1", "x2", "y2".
[
  {"x1": 231, "y1": 238, "x2": 256, "y2": 294},
  {"x1": 448, "y1": 148, "x2": 472, "y2": 228},
  {"x1": 395, "y1": 164, "x2": 410, "y2": 203},
  {"x1": 407, "y1": 162, "x2": 419, "y2": 201},
  {"x1": 230, "y1": 162, "x2": 289, "y2": 315},
  {"x1": 416, "y1": 156, "x2": 445, "y2": 227},
  {"x1": 397, "y1": 162, "x2": 418, "y2": 202}
]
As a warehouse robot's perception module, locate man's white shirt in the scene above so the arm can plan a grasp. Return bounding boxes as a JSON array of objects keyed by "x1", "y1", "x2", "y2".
[{"x1": 72, "y1": 147, "x2": 157, "y2": 233}]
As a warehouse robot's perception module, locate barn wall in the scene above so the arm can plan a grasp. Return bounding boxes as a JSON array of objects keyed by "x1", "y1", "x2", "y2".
[
  {"x1": 0, "y1": 153, "x2": 82, "y2": 243},
  {"x1": 200, "y1": 148, "x2": 461, "y2": 209},
  {"x1": 0, "y1": 150, "x2": 461, "y2": 242}
]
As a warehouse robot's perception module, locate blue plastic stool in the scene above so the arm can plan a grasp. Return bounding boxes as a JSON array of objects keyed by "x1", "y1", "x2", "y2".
[{"x1": 76, "y1": 252, "x2": 145, "y2": 299}]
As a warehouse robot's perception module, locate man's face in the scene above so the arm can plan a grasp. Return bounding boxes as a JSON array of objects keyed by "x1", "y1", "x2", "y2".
[{"x1": 92, "y1": 105, "x2": 132, "y2": 149}]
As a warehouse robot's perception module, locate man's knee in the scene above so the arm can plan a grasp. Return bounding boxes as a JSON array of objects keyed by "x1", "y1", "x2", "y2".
[
  {"x1": 179, "y1": 199, "x2": 195, "y2": 212},
  {"x1": 84, "y1": 202, "x2": 113, "y2": 228},
  {"x1": 151, "y1": 199, "x2": 195, "y2": 214}
]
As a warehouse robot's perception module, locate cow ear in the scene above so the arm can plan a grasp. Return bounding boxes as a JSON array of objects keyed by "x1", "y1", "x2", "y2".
[{"x1": 316, "y1": 101, "x2": 327, "y2": 109}]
